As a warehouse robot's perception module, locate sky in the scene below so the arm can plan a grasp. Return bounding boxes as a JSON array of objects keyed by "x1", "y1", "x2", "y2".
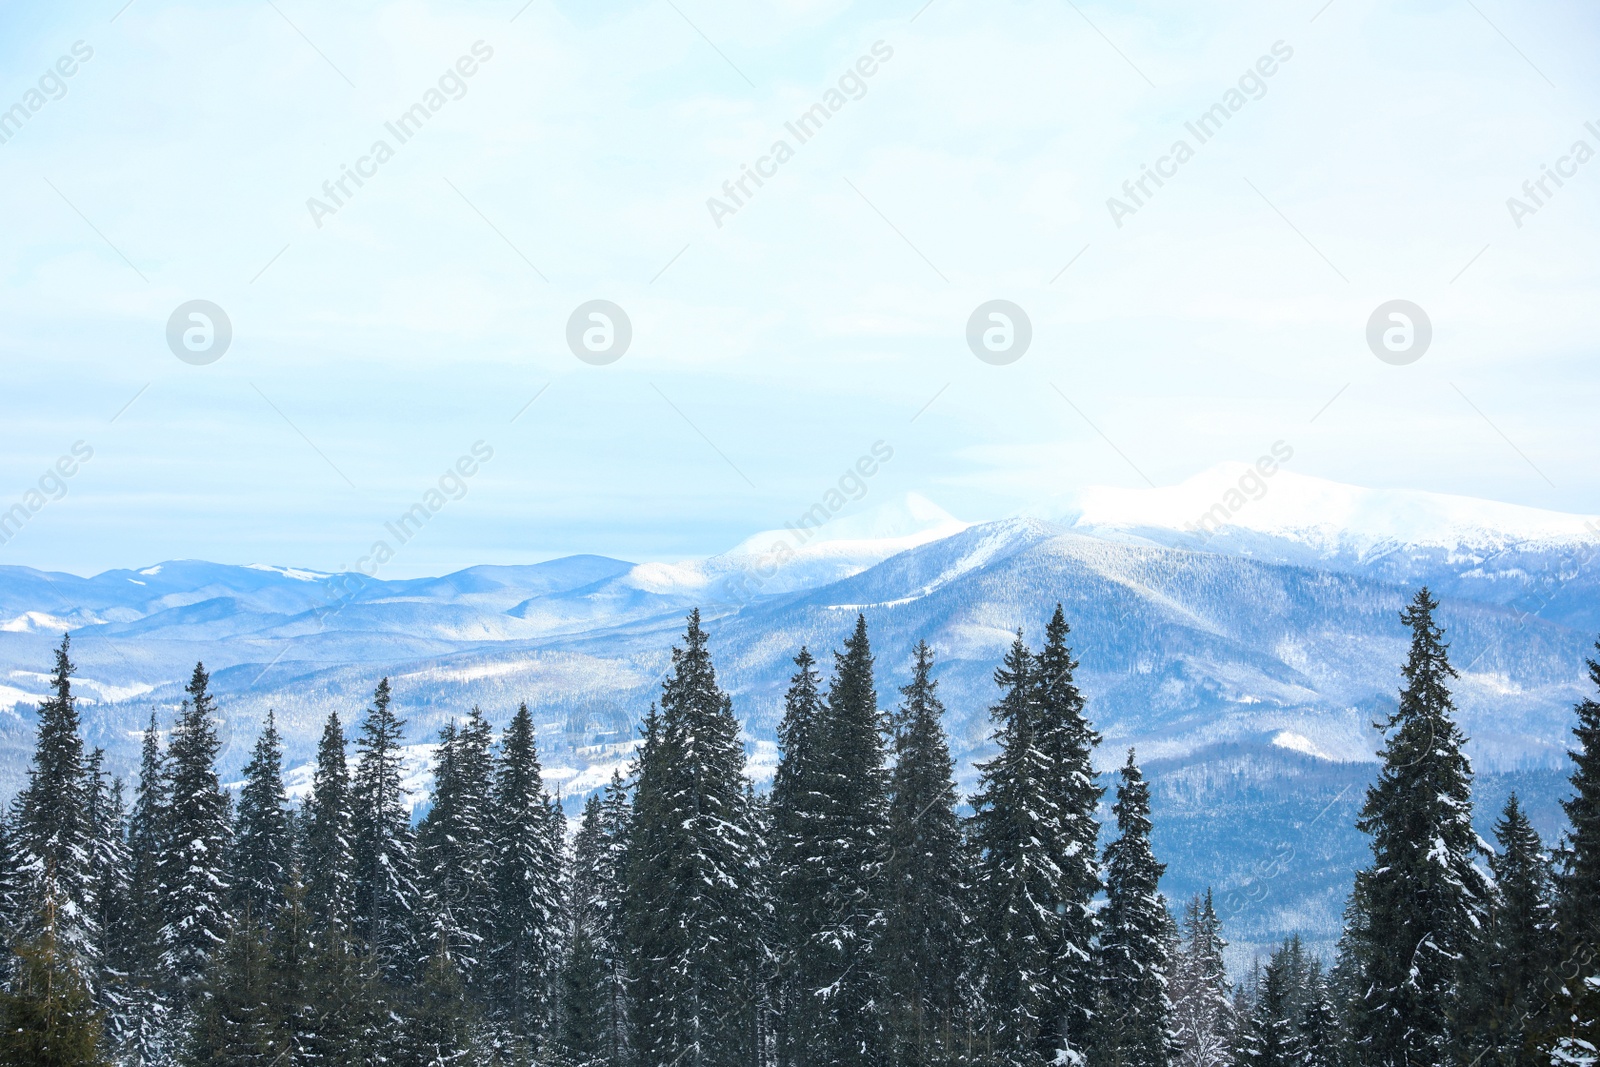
[{"x1": 0, "y1": 0, "x2": 1597, "y2": 577}]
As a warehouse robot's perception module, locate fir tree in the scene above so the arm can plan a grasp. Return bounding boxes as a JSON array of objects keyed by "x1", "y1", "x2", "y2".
[
  {"x1": 769, "y1": 647, "x2": 826, "y2": 1067},
  {"x1": 419, "y1": 707, "x2": 496, "y2": 991},
  {"x1": 1093, "y1": 750, "x2": 1174, "y2": 1067},
  {"x1": 1557, "y1": 644, "x2": 1600, "y2": 1062},
  {"x1": 304, "y1": 711, "x2": 355, "y2": 937},
  {"x1": 560, "y1": 793, "x2": 614, "y2": 1067},
  {"x1": 881, "y1": 640, "x2": 964, "y2": 1067},
  {"x1": 1341, "y1": 589, "x2": 1488, "y2": 1067},
  {"x1": 488, "y1": 701, "x2": 564, "y2": 1044},
  {"x1": 82, "y1": 752, "x2": 131, "y2": 1034},
  {"x1": 11, "y1": 635, "x2": 96, "y2": 976},
  {"x1": 396, "y1": 940, "x2": 482, "y2": 1067},
  {"x1": 1456, "y1": 795, "x2": 1558, "y2": 1067},
  {"x1": 119, "y1": 713, "x2": 171, "y2": 1066},
  {"x1": 0, "y1": 897, "x2": 110, "y2": 1067},
  {"x1": 1034, "y1": 604, "x2": 1105, "y2": 1061},
  {"x1": 231, "y1": 711, "x2": 293, "y2": 922},
  {"x1": 969, "y1": 632, "x2": 1059, "y2": 1065},
  {"x1": 1171, "y1": 891, "x2": 1234, "y2": 1067},
  {"x1": 180, "y1": 909, "x2": 291, "y2": 1067},
  {"x1": 350, "y1": 677, "x2": 420, "y2": 980},
  {"x1": 621, "y1": 610, "x2": 761, "y2": 1067},
  {"x1": 810, "y1": 615, "x2": 890, "y2": 1067},
  {"x1": 158, "y1": 662, "x2": 233, "y2": 999},
  {"x1": 1236, "y1": 943, "x2": 1296, "y2": 1067}
]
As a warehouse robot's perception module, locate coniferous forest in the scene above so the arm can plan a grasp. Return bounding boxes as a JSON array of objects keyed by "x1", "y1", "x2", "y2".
[{"x1": 1, "y1": 590, "x2": 1598, "y2": 1067}]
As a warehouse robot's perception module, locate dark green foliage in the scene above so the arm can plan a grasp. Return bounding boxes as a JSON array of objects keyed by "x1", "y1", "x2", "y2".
[
  {"x1": 158, "y1": 663, "x2": 233, "y2": 998},
  {"x1": 11, "y1": 635, "x2": 95, "y2": 972},
  {"x1": 487, "y1": 702, "x2": 563, "y2": 1044},
  {"x1": 180, "y1": 910, "x2": 290, "y2": 1067},
  {"x1": 0, "y1": 905, "x2": 109, "y2": 1067},
  {"x1": 969, "y1": 632, "x2": 1059, "y2": 1065},
  {"x1": 1340, "y1": 589, "x2": 1489, "y2": 1067},
  {"x1": 231, "y1": 712, "x2": 292, "y2": 922},
  {"x1": 881, "y1": 641, "x2": 963, "y2": 1067},
  {"x1": 1457, "y1": 795, "x2": 1560, "y2": 1067},
  {"x1": 351, "y1": 677, "x2": 419, "y2": 979},
  {"x1": 419, "y1": 708, "x2": 496, "y2": 989},
  {"x1": 1093, "y1": 751, "x2": 1174, "y2": 1067},
  {"x1": 1556, "y1": 647, "x2": 1600, "y2": 1061},
  {"x1": 621, "y1": 610, "x2": 761, "y2": 1067},
  {"x1": 304, "y1": 711, "x2": 355, "y2": 936}
]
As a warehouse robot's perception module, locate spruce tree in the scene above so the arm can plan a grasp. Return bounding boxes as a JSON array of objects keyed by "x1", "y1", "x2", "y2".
[
  {"x1": 1556, "y1": 644, "x2": 1600, "y2": 1062},
  {"x1": 419, "y1": 708, "x2": 496, "y2": 992},
  {"x1": 1342, "y1": 589, "x2": 1488, "y2": 1067},
  {"x1": 180, "y1": 909, "x2": 290, "y2": 1067},
  {"x1": 488, "y1": 701, "x2": 564, "y2": 1044},
  {"x1": 769, "y1": 647, "x2": 826, "y2": 1067},
  {"x1": 11, "y1": 635, "x2": 96, "y2": 975},
  {"x1": 1456, "y1": 795, "x2": 1558, "y2": 1067},
  {"x1": 969, "y1": 632, "x2": 1059, "y2": 1065},
  {"x1": 119, "y1": 713, "x2": 170, "y2": 1065},
  {"x1": 560, "y1": 793, "x2": 614, "y2": 1067},
  {"x1": 1093, "y1": 750, "x2": 1174, "y2": 1067},
  {"x1": 811, "y1": 615, "x2": 890, "y2": 1067},
  {"x1": 1034, "y1": 604, "x2": 1105, "y2": 1060},
  {"x1": 881, "y1": 641, "x2": 964, "y2": 1067},
  {"x1": 82, "y1": 752, "x2": 131, "y2": 1035},
  {"x1": 1236, "y1": 944, "x2": 1295, "y2": 1067},
  {"x1": 304, "y1": 711, "x2": 355, "y2": 936},
  {"x1": 396, "y1": 942, "x2": 483, "y2": 1067},
  {"x1": 621, "y1": 610, "x2": 761, "y2": 1067},
  {"x1": 158, "y1": 662, "x2": 233, "y2": 999},
  {"x1": 351, "y1": 677, "x2": 420, "y2": 980},
  {"x1": 0, "y1": 897, "x2": 110, "y2": 1067},
  {"x1": 1171, "y1": 891, "x2": 1234, "y2": 1067},
  {"x1": 232, "y1": 711, "x2": 293, "y2": 922}
]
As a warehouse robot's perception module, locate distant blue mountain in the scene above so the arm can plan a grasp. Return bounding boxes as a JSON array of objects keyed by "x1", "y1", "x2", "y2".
[{"x1": 0, "y1": 468, "x2": 1594, "y2": 968}]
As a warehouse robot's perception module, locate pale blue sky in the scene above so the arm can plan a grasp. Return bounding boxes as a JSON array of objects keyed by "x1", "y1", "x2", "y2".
[{"x1": 1, "y1": 0, "x2": 1597, "y2": 576}]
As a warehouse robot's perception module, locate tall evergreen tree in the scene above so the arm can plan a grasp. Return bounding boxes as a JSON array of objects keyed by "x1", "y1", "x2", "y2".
[
  {"x1": 1171, "y1": 891, "x2": 1234, "y2": 1067},
  {"x1": 1033, "y1": 604, "x2": 1105, "y2": 1060},
  {"x1": 157, "y1": 662, "x2": 233, "y2": 999},
  {"x1": 82, "y1": 752, "x2": 131, "y2": 1029},
  {"x1": 350, "y1": 677, "x2": 420, "y2": 980},
  {"x1": 11, "y1": 635, "x2": 96, "y2": 975},
  {"x1": 0, "y1": 895, "x2": 110, "y2": 1067},
  {"x1": 621, "y1": 610, "x2": 761, "y2": 1067},
  {"x1": 231, "y1": 711, "x2": 293, "y2": 922},
  {"x1": 1556, "y1": 644, "x2": 1600, "y2": 1063},
  {"x1": 1236, "y1": 943, "x2": 1296, "y2": 1067},
  {"x1": 1456, "y1": 795, "x2": 1559, "y2": 1067},
  {"x1": 1093, "y1": 750, "x2": 1174, "y2": 1067},
  {"x1": 969, "y1": 632, "x2": 1060, "y2": 1066},
  {"x1": 769, "y1": 647, "x2": 826, "y2": 1067},
  {"x1": 119, "y1": 713, "x2": 170, "y2": 1066},
  {"x1": 419, "y1": 708, "x2": 496, "y2": 991},
  {"x1": 180, "y1": 909, "x2": 290, "y2": 1067},
  {"x1": 881, "y1": 641, "x2": 964, "y2": 1067},
  {"x1": 488, "y1": 701, "x2": 564, "y2": 1044},
  {"x1": 560, "y1": 793, "x2": 615, "y2": 1067},
  {"x1": 303, "y1": 711, "x2": 355, "y2": 937},
  {"x1": 1340, "y1": 589, "x2": 1488, "y2": 1067}
]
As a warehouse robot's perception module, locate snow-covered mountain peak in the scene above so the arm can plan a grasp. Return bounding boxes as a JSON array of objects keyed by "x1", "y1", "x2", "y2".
[{"x1": 1045, "y1": 463, "x2": 1600, "y2": 555}]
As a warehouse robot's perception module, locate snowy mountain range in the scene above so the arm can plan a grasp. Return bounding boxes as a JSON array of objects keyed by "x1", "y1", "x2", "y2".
[{"x1": 0, "y1": 463, "x2": 1595, "y2": 967}]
